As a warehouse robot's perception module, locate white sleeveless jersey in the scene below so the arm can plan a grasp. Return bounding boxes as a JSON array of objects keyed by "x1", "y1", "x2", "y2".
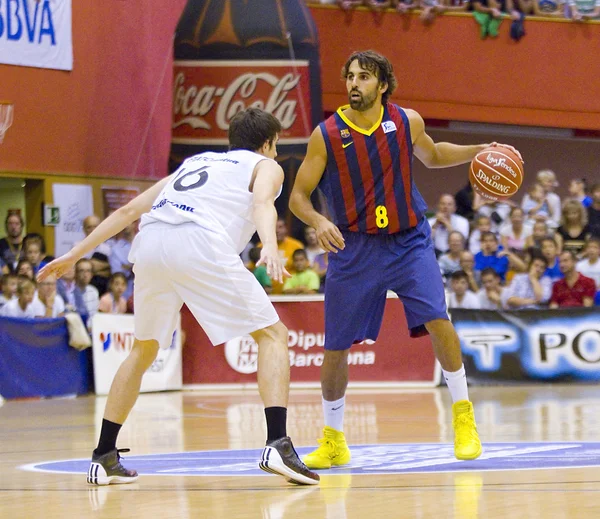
[{"x1": 140, "y1": 150, "x2": 276, "y2": 253}]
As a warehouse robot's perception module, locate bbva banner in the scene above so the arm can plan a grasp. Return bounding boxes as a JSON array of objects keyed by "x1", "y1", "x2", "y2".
[
  {"x1": 451, "y1": 307, "x2": 600, "y2": 383},
  {"x1": 0, "y1": 0, "x2": 73, "y2": 71}
]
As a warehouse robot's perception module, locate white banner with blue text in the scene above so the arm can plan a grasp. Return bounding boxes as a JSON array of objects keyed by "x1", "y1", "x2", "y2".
[{"x1": 0, "y1": 0, "x2": 73, "y2": 71}]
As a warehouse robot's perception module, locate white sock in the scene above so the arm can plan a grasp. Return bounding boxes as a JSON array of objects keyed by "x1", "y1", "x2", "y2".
[
  {"x1": 443, "y1": 364, "x2": 469, "y2": 403},
  {"x1": 323, "y1": 396, "x2": 345, "y2": 432}
]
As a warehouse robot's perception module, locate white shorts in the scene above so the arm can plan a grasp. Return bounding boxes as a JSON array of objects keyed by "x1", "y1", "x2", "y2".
[{"x1": 129, "y1": 223, "x2": 279, "y2": 348}]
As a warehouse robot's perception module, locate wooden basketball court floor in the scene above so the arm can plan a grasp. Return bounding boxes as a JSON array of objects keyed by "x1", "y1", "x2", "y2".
[{"x1": 2, "y1": 385, "x2": 600, "y2": 518}]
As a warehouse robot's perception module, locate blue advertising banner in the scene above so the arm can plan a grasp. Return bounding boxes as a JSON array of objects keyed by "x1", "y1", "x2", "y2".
[
  {"x1": 0, "y1": 0, "x2": 73, "y2": 71},
  {"x1": 0, "y1": 315, "x2": 89, "y2": 398},
  {"x1": 451, "y1": 308, "x2": 600, "y2": 383}
]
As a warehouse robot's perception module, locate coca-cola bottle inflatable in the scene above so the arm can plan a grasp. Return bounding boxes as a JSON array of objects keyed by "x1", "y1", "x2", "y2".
[{"x1": 170, "y1": 0, "x2": 323, "y2": 217}]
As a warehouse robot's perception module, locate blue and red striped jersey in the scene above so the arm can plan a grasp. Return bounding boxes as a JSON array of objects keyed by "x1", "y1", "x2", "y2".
[{"x1": 318, "y1": 103, "x2": 427, "y2": 234}]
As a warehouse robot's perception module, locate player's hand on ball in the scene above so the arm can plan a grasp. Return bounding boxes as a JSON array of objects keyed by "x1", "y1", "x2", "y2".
[
  {"x1": 489, "y1": 142, "x2": 524, "y2": 163},
  {"x1": 315, "y1": 217, "x2": 345, "y2": 254},
  {"x1": 256, "y1": 244, "x2": 290, "y2": 283}
]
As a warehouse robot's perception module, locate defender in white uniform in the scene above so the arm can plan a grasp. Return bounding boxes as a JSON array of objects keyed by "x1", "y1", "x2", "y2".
[{"x1": 38, "y1": 109, "x2": 319, "y2": 487}]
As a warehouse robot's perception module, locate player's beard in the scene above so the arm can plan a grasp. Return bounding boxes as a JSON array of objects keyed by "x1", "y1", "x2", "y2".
[{"x1": 348, "y1": 88, "x2": 378, "y2": 111}]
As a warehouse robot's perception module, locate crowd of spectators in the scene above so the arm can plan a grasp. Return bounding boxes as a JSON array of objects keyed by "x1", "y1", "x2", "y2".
[
  {"x1": 0, "y1": 212, "x2": 136, "y2": 324},
  {"x1": 307, "y1": 0, "x2": 600, "y2": 36},
  {"x1": 435, "y1": 173, "x2": 600, "y2": 310}
]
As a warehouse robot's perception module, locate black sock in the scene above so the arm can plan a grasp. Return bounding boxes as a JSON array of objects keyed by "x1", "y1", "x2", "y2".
[
  {"x1": 264, "y1": 407, "x2": 287, "y2": 443},
  {"x1": 94, "y1": 419, "x2": 122, "y2": 456}
]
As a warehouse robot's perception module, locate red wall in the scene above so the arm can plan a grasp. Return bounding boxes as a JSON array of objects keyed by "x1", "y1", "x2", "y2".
[
  {"x1": 0, "y1": 0, "x2": 187, "y2": 179},
  {"x1": 309, "y1": 7, "x2": 600, "y2": 130}
]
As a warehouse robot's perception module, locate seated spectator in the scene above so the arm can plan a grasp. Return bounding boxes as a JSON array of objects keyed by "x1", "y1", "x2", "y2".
[
  {"x1": 472, "y1": 0, "x2": 519, "y2": 39},
  {"x1": 557, "y1": 199, "x2": 591, "y2": 256},
  {"x1": 24, "y1": 235, "x2": 47, "y2": 275},
  {"x1": 0, "y1": 278, "x2": 41, "y2": 318},
  {"x1": 588, "y1": 183, "x2": 600, "y2": 237},
  {"x1": 438, "y1": 231, "x2": 465, "y2": 282},
  {"x1": 74, "y1": 258, "x2": 100, "y2": 323},
  {"x1": 109, "y1": 223, "x2": 136, "y2": 300},
  {"x1": 522, "y1": 183, "x2": 558, "y2": 230},
  {"x1": 78, "y1": 215, "x2": 113, "y2": 259},
  {"x1": 394, "y1": 0, "x2": 419, "y2": 12},
  {"x1": 248, "y1": 247, "x2": 272, "y2": 294},
  {"x1": 313, "y1": 252, "x2": 329, "y2": 293},
  {"x1": 568, "y1": 178, "x2": 593, "y2": 206},
  {"x1": 524, "y1": 221, "x2": 563, "y2": 251},
  {"x1": 428, "y1": 194, "x2": 470, "y2": 256},
  {"x1": 595, "y1": 290, "x2": 600, "y2": 306},
  {"x1": 419, "y1": 0, "x2": 447, "y2": 24},
  {"x1": 99, "y1": 272, "x2": 128, "y2": 314},
  {"x1": 540, "y1": 237, "x2": 563, "y2": 283},
  {"x1": 283, "y1": 249, "x2": 320, "y2": 295},
  {"x1": 35, "y1": 273, "x2": 66, "y2": 318},
  {"x1": 0, "y1": 212, "x2": 25, "y2": 272},
  {"x1": 303, "y1": 226, "x2": 325, "y2": 265},
  {"x1": 0, "y1": 257, "x2": 8, "y2": 276},
  {"x1": 501, "y1": 253, "x2": 552, "y2": 309},
  {"x1": 534, "y1": 0, "x2": 565, "y2": 16},
  {"x1": 577, "y1": 237, "x2": 600, "y2": 289},
  {"x1": 57, "y1": 265, "x2": 77, "y2": 311},
  {"x1": 468, "y1": 215, "x2": 492, "y2": 256},
  {"x1": 474, "y1": 197, "x2": 512, "y2": 234},
  {"x1": 16, "y1": 259, "x2": 35, "y2": 280},
  {"x1": 454, "y1": 183, "x2": 475, "y2": 221},
  {"x1": 500, "y1": 207, "x2": 531, "y2": 254},
  {"x1": 522, "y1": 170, "x2": 562, "y2": 224},
  {"x1": 0, "y1": 272, "x2": 18, "y2": 308},
  {"x1": 549, "y1": 251, "x2": 596, "y2": 308},
  {"x1": 442, "y1": 0, "x2": 470, "y2": 12},
  {"x1": 459, "y1": 251, "x2": 480, "y2": 293},
  {"x1": 478, "y1": 268, "x2": 504, "y2": 310},
  {"x1": 90, "y1": 251, "x2": 111, "y2": 297},
  {"x1": 475, "y1": 232, "x2": 525, "y2": 283},
  {"x1": 448, "y1": 271, "x2": 480, "y2": 309}
]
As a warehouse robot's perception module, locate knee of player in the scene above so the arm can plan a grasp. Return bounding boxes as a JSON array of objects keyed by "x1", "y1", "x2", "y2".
[
  {"x1": 253, "y1": 320, "x2": 288, "y2": 345},
  {"x1": 132, "y1": 338, "x2": 159, "y2": 366}
]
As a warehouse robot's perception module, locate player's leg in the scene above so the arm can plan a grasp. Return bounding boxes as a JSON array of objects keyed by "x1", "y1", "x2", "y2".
[
  {"x1": 88, "y1": 338, "x2": 160, "y2": 485},
  {"x1": 250, "y1": 321, "x2": 319, "y2": 485},
  {"x1": 390, "y1": 219, "x2": 481, "y2": 460},
  {"x1": 304, "y1": 233, "x2": 387, "y2": 469}
]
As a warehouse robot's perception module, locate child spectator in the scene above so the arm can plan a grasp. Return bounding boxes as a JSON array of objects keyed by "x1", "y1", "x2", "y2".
[
  {"x1": 459, "y1": 251, "x2": 480, "y2": 293},
  {"x1": 522, "y1": 170, "x2": 562, "y2": 225},
  {"x1": 303, "y1": 226, "x2": 325, "y2": 265},
  {"x1": 36, "y1": 273, "x2": 66, "y2": 317},
  {"x1": 568, "y1": 178, "x2": 593, "y2": 206},
  {"x1": 283, "y1": 249, "x2": 320, "y2": 295},
  {"x1": 500, "y1": 207, "x2": 531, "y2": 254},
  {"x1": 524, "y1": 221, "x2": 563, "y2": 251},
  {"x1": 549, "y1": 251, "x2": 596, "y2": 308},
  {"x1": 475, "y1": 232, "x2": 525, "y2": 283},
  {"x1": 249, "y1": 247, "x2": 272, "y2": 293},
  {"x1": 0, "y1": 278, "x2": 41, "y2": 318},
  {"x1": 557, "y1": 199, "x2": 591, "y2": 256},
  {"x1": 468, "y1": 216, "x2": 492, "y2": 255},
  {"x1": 99, "y1": 272, "x2": 128, "y2": 314},
  {"x1": 448, "y1": 271, "x2": 480, "y2": 309},
  {"x1": 0, "y1": 272, "x2": 18, "y2": 308},
  {"x1": 502, "y1": 253, "x2": 552, "y2": 309},
  {"x1": 16, "y1": 259, "x2": 34, "y2": 280},
  {"x1": 478, "y1": 268, "x2": 504, "y2": 309},
  {"x1": 522, "y1": 183, "x2": 557, "y2": 230},
  {"x1": 24, "y1": 235, "x2": 48, "y2": 275},
  {"x1": 540, "y1": 237, "x2": 562, "y2": 283},
  {"x1": 577, "y1": 237, "x2": 600, "y2": 289}
]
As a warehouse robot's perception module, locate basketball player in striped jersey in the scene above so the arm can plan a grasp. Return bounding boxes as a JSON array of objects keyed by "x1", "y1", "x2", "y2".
[
  {"x1": 38, "y1": 108, "x2": 319, "y2": 486},
  {"x1": 290, "y1": 50, "x2": 521, "y2": 468}
]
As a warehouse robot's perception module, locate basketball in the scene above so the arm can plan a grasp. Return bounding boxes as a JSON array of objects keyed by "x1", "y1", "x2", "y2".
[{"x1": 469, "y1": 146, "x2": 524, "y2": 201}]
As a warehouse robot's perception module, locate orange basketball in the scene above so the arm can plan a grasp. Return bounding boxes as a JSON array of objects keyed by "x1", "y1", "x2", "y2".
[{"x1": 469, "y1": 146, "x2": 524, "y2": 202}]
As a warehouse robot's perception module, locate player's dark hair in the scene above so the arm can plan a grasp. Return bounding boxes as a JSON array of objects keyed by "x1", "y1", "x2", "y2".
[
  {"x1": 481, "y1": 267, "x2": 500, "y2": 279},
  {"x1": 228, "y1": 108, "x2": 282, "y2": 152},
  {"x1": 341, "y1": 50, "x2": 397, "y2": 105},
  {"x1": 449, "y1": 270, "x2": 469, "y2": 283}
]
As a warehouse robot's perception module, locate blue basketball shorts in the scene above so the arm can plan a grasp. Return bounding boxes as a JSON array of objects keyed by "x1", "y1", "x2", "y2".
[{"x1": 324, "y1": 217, "x2": 449, "y2": 351}]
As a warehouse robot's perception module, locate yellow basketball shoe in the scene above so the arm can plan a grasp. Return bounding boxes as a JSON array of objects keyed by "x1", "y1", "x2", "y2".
[
  {"x1": 452, "y1": 400, "x2": 482, "y2": 461},
  {"x1": 303, "y1": 426, "x2": 351, "y2": 469}
]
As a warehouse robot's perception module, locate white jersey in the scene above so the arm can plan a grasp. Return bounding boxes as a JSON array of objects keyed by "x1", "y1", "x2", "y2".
[{"x1": 140, "y1": 150, "x2": 276, "y2": 253}]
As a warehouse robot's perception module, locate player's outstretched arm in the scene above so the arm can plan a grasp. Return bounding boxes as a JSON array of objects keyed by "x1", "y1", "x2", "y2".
[
  {"x1": 251, "y1": 160, "x2": 290, "y2": 283},
  {"x1": 408, "y1": 109, "x2": 489, "y2": 168},
  {"x1": 37, "y1": 175, "x2": 172, "y2": 281},
  {"x1": 290, "y1": 127, "x2": 345, "y2": 253}
]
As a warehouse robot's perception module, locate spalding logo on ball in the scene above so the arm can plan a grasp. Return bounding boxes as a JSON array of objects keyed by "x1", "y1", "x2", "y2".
[{"x1": 469, "y1": 147, "x2": 524, "y2": 201}]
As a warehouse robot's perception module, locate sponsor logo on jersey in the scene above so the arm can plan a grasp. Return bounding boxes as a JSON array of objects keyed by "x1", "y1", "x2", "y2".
[
  {"x1": 382, "y1": 121, "x2": 397, "y2": 134},
  {"x1": 151, "y1": 199, "x2": 196, "y2": 213}
]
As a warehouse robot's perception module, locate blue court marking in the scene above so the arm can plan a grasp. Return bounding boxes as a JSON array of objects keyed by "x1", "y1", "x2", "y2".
[{"x1": 21, "y1": 442, "x2": 600, "y2": 477}]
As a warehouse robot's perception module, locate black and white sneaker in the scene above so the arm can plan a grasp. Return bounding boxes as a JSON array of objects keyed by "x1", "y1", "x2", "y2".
[
  {"x1": 259, "y1": 437, "x2": 320, "y2": 485},
  {"x1": 87, "y1": 448, "x2": 138, "y2": 486}
]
